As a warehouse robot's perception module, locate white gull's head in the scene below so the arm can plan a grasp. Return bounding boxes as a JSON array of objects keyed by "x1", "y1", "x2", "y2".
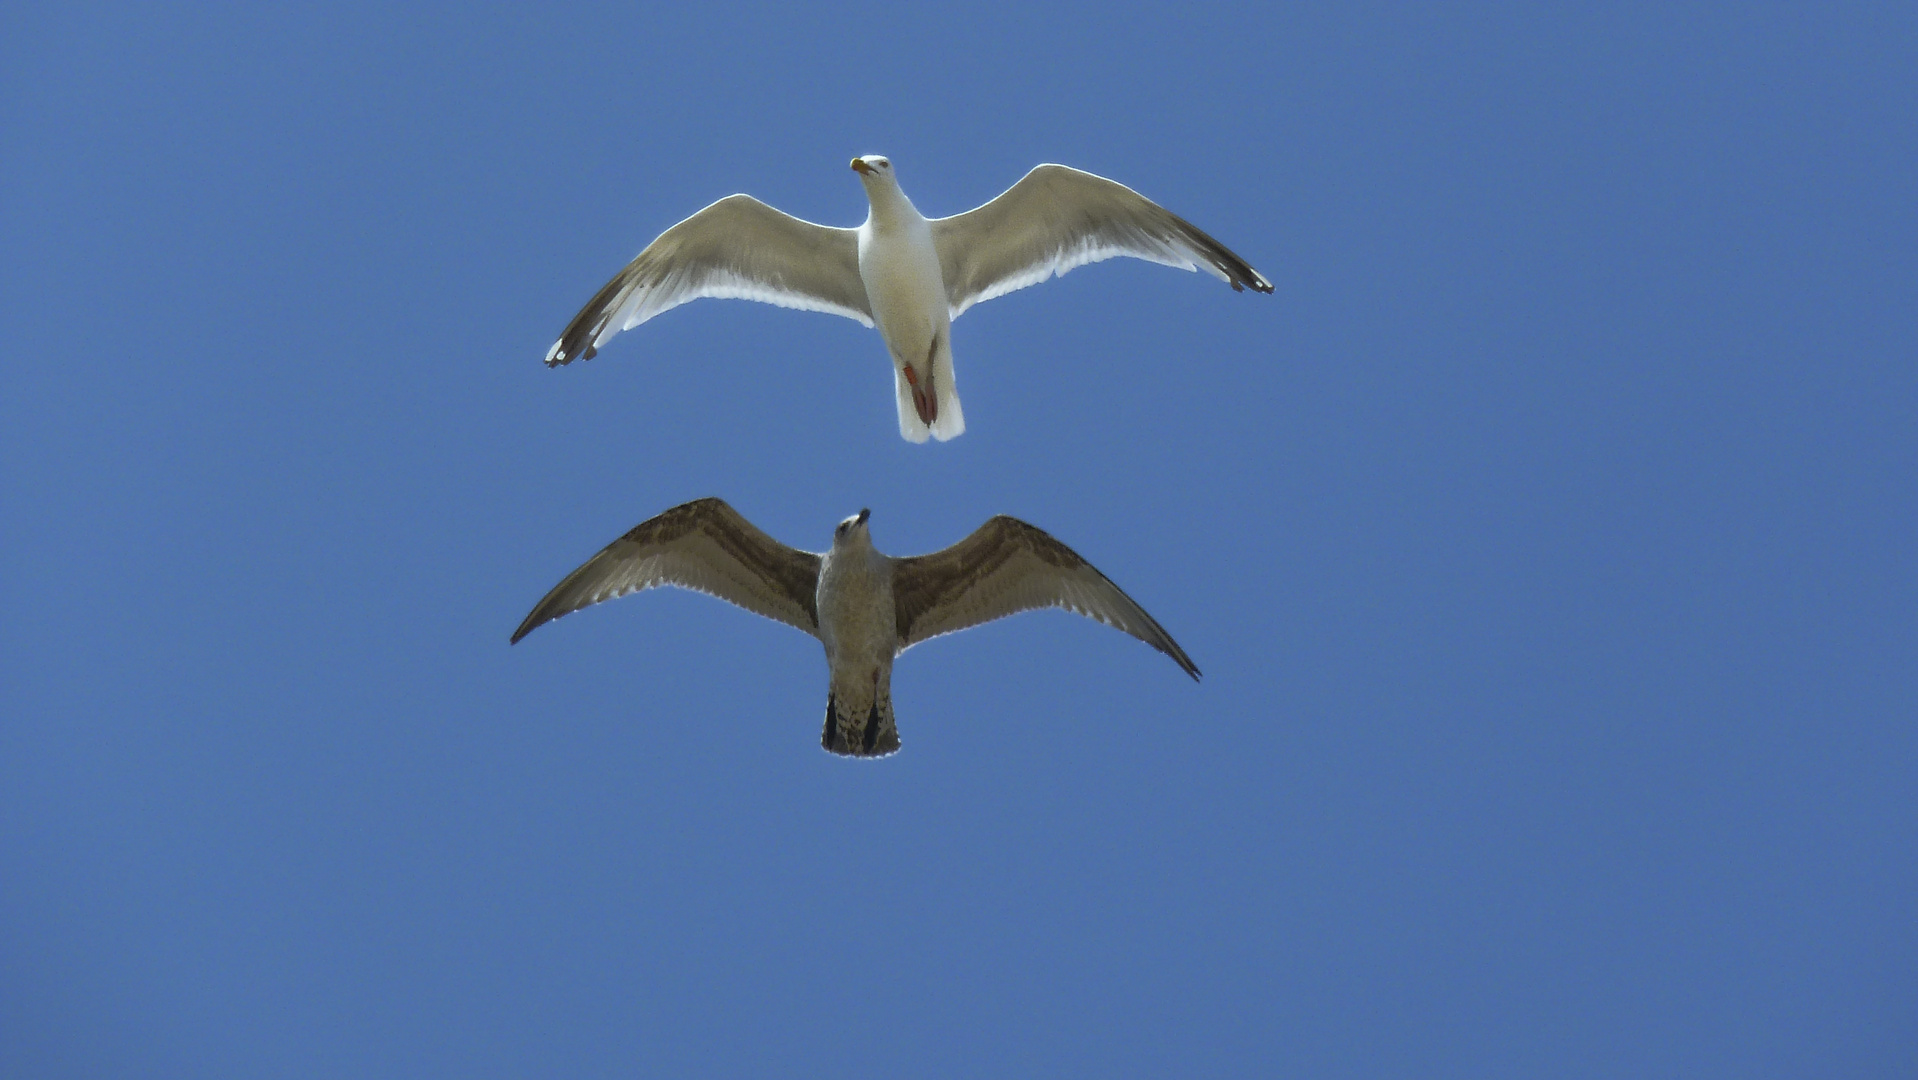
[{"x1": 849, "y1": 155, "x2": 896, "y2": 189}]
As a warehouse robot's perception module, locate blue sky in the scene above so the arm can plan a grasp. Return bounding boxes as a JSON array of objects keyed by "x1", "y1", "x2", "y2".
[{"x1": 3, "y1": 2, "x2": 1913, "y2": 1076}]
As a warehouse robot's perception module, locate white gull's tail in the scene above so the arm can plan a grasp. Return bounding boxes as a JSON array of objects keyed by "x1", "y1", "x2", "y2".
[{"x1": 892, "y1": 334, "x2": 965, "y2": 443}]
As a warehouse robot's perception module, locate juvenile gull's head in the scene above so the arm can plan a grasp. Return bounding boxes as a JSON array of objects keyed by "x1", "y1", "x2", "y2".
[{"x1": 832, "y1": 507, "x2": 872, "y2": 550}]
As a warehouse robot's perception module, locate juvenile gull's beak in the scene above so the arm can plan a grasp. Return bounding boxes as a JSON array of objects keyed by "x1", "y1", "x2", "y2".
[
  {"x1": 850, "y1": 158, "x2": 872, "y2": 175},
  {"x1": 856, "y1": 508, "x2": 870, "y2": 525}
]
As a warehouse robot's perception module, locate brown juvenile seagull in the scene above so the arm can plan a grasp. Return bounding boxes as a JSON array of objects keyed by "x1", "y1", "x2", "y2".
[
  {"x1": 544, "y1": 157, "x2": 1273, "y2": 443},
  {"x1": 511, "y1": 498, "x2": 1200, "y2": 757}
]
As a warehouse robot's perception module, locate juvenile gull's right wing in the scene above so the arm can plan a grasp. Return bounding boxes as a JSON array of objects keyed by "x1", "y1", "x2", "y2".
[{"x1": 512, "y1": 498, "x2": 822, "y2": 643}]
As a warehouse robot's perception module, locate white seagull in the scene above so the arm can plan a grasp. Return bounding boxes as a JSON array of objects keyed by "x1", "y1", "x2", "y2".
[
  {"x1": 544, "y1": 157, "x2": 1274, "y2": 443},
  {"x1": 511, "y1": 498, "x2": 1200, "y2": 757}
]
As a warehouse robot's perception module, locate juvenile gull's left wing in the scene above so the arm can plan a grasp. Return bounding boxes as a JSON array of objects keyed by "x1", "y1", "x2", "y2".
[
  {"x1": 512, "y1": 498, "x2": 821, "y2": 643},
  {"x1": 930, "y1": 164, "x2": 1273, "y2": 319},
  {"x1": 890, "y1": 516, "x2": 1199, "y2": 679}
]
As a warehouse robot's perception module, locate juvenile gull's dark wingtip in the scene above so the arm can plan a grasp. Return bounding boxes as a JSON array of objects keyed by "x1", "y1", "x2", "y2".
[{"x1": 509, "y1": 612, "x2": 539, "y2": 645}]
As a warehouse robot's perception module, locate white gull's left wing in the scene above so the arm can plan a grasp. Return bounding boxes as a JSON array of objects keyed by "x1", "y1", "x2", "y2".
[{"x1": 929, "y1": 164, "x2": 1273, "y2": 319}]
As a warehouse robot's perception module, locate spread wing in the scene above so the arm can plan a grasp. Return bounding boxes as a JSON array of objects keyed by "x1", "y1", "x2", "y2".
[
  {"x1": 930, "y1": 164, "x2": 1273, "y2": 319},
  {"x1": 512, "y1": 498, "x2": 821, "y2": 643},
  {"x1": 545, "y1": 194, "x2": 873, "y2": 366},
  {"x1": 890, "y1": 516, "x2": 1199, "y2": 679}
]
